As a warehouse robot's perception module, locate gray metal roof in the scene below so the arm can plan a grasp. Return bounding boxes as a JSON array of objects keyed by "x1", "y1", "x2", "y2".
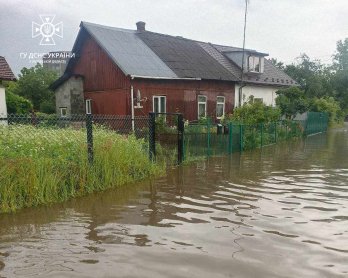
[{"x1": 82, "y1": 22, "x2": 177, "y2": 78}]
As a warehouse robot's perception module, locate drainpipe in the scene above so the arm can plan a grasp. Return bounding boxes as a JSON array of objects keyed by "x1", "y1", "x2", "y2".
[
  {"x1": 131, "y1": 85, "x2": 135, "y2": 132},
  {"x1": 238, "y1": 83, "x2": 246, "y2": 107}
]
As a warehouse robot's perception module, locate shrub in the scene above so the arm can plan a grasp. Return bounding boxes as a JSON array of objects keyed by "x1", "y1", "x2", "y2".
[
  {"x1": 223, "y1": 97, "x2": 281, "y2": 125},
  {"x1": 5, "y1": 91, "x2": 33, "y2": 114},
  {"x1": 309, "y1": 97, "x2": 344, "y2": 125}
]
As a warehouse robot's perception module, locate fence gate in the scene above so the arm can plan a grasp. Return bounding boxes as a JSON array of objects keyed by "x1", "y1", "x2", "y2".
[{"x1": 148, "y1": 112, "x2": 184, "y2": 165}]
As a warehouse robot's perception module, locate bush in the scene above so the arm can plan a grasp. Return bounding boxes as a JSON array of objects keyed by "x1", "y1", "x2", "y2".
[
  {"x1": 223, "y1": 97, "x2": 281, "y2": 125},
  {"x1": 5, "y1": 91, "x2": 33, "y2": 114},
  {"x1": 309, "y1": 97, "x2": 344, "y2": 125},
  {"x1": 276, "y1": 87, "x2": 309, "y2": 119}
]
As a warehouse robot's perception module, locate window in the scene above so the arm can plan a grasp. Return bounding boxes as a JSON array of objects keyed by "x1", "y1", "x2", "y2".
[
  {"x1": 86, "y1": 99, "x2": 92, "y2": 114},
  {"x1": 198, "y1": 95, "x2": 207, "y2": 119},
  {"x1": 60, "y1": 107, "x2": 67, "y2": 117},
  {"x1": 254, "y1": 98, "x2": 263, "y2": 104},
  {"x1": 248, "y1": 56, "x2": 264, "y2": 73},
  {"x1": 153, "y1": 96, "x2": 166, "y2": 113},
  {"x1": 216, "y1": 96, "x2": 225, "y2": 119}
]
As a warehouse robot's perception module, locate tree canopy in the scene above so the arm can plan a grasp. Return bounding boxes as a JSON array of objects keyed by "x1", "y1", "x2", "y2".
[
  {"x1": 272, "y1": 37, "x2": 348, "y2": 124},
  {"x1": 7, "y1": 63, "x2": 57, "y2": 114}
]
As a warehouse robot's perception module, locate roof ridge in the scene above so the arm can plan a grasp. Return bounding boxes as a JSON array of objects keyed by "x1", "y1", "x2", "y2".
[{"x1": 81, "y1": 21, "x2": 135, "y2": 33}]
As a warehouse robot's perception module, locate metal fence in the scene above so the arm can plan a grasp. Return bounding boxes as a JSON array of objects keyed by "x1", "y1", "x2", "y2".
[
  {"x1": 305, "y1": 112, "x2": 329, "y2": 136},
  {"x1": 0, "y1": 113, "x2": 149, "y2": 164},
  {"x1": 183, "y1": 120, "x2": 304, "y2": 160},
  {"x1": 0, "y1": 111, "x2": 329, "y2": 165}
]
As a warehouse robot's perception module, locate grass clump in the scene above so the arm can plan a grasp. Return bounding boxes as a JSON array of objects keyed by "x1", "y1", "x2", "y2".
[{"x1": 0, "y1": 125, "x2": 164, "y2": 213}]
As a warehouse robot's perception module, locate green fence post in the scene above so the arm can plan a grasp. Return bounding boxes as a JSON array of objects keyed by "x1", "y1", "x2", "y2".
[
  {"x1": 149, "y1": 112, "x2": 156, "y2": 162},
  {"x1": 260, "y1": 123, "x2": 264, "y2": 148},
  {"x1": 240, "y1": 124, "x2": 243, "y2": 152},
  {"x1": 207, "y1": 120, "x2": 211, "y2": 157},
  {"x1": 177, "y1": 114, "x2": 184, "y2": 164},
  {"x1": 86, "y1": 113, "x2": 94, "y2": 165},
  {"x1": 228, "y1": 122, "x2": 233, "y2": 154},
  {"x1": 274, "y1": 122, "x2": 277, "y2": 143}
]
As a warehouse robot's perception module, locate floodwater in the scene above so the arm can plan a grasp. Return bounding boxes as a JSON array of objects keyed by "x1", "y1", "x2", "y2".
[{"x1": 1, "y1": 127, "x2": 348, "y2": 278}]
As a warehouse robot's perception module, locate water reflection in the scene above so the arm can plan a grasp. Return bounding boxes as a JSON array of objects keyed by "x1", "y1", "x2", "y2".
[{"x1": 0, "y1": 127, "x2": 348, "y2": 277}]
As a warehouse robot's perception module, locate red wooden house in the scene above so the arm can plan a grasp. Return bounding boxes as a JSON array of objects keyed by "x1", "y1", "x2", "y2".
[{"x1": 51, "y1": 21, "x2": 295, "y2": 121}]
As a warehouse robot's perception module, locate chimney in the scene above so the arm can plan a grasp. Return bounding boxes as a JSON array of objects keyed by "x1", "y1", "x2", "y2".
[{"x1": 136, "y1": 21, "x2": 146, "y2": 32}]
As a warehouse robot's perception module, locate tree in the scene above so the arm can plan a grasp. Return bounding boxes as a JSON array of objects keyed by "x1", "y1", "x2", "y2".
[
  {"x1": 6, "y1": 91, "x2": 33, "y2": 114},
  {"x1": 270, "y1": 58, "x2": 285, "y2": 70},
  {"x1": 333, "y1": 38, "x2": 348, "y2": 71},
  {"x1": 9, "y1": 64, "x2": 57, "y2": 113},
  {"x1": 284, "y1": 54, "x2": 333, "y2": 99},
  {"x1": 331, "y1": 39, "x2": 348, "y2": 110},
  {"x1": 276, "y1": 87, "x2": 309, "y2": 119}
]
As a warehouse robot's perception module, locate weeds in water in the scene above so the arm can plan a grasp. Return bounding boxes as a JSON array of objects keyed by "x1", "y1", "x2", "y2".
[{"x1": 0, "y1": 125, "x2": 164, "y2": 213}]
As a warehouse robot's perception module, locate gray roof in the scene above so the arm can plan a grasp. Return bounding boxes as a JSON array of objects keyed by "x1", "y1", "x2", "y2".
[
  {"x1": 52, "y1": 21, "x2": 297, "y2": 89},
  {"x1": 212, "y1": 44, "x2": 297, "y2": 86},
  {"x1": 136, "y1": 32, "x2": 237, "y2": 81},
  {"x1": 82, "y1": 22, "x2": 177, "y2": 78}
]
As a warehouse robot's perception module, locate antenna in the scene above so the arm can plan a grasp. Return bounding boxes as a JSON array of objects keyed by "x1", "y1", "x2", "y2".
[{"x1": 239, "y1": 0, "x2": 249, "y2": 107}]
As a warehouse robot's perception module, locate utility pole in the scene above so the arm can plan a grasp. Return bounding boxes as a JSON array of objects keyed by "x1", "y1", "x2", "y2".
[{"x1": 239, "y1": 0, "x2": 249, "y2": 107}]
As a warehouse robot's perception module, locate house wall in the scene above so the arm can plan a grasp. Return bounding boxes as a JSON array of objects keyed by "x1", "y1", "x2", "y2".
[
  {"x1": 73, "y1": 34, "x2": 128, "y2": 91},
  {"x1": 55, "y1": 76, "x2": 84, "y2": 116},
  {"x1": 0, "y1": 85, "x2": 7, "y2": 117},
  {"x1": 84, "y1": 79, "x2": 235, "y2": 121},
  {"x1": 131, "y1": 79, "x2": 235, "y2": 121},
  {"x1": 65, "y1": 33, "x2": 235, "y2": 121},
  {"x1": 235, "y1": 84, "x2": 283, "y2": 107}
]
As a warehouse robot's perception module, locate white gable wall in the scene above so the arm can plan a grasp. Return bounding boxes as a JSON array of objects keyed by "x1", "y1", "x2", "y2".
[
  {"x1": 0, "y1": 85, "x2": 7, "y2": 116},
  {"x1": 235, "y1": 85, "x2": 283, "y2": 107}
]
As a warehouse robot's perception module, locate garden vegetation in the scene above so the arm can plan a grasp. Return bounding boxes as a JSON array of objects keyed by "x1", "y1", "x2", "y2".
[{"x1": 0, "y1": 125, "x2": 164, "y2": 213}]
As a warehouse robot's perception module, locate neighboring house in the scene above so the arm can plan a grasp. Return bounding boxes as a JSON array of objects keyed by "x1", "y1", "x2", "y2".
[
  {"x1": 43, "y1": 51, "x2": 72, "y2": 77},
  {"x1": 0, "y1": 56, "x2": 16, "y2": 117},
  {"x1": 51, "y1": 21, "x2": 296, "y2": 120}
]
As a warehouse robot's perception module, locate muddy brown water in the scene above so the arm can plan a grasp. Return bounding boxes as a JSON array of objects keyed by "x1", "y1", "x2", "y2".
[{"x1": 1, "y1": 127, "x2": 348, "y2": 278}]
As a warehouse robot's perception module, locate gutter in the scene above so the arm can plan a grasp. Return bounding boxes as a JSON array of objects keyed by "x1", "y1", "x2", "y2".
[{"x1": 130, "y1": 75, "x2": 201, "y2": 81}]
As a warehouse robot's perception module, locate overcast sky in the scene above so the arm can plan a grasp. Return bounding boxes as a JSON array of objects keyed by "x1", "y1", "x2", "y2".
[{"x1": 1, "y1": 0, "x2": 347, "y2": 75}]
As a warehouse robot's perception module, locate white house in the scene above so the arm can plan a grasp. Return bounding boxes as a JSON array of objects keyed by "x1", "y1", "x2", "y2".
[
  {"x1": 203, "y1": 44, "x2": 297, "y2": 107},
  {"x1": 0, "y1": 56, "x2": 16, "y2": 117}
]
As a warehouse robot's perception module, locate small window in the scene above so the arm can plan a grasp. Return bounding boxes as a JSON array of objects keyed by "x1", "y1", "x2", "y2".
[
  {"x1": 153, "y1": 96, "x2": 166, "y2": 113},
  {"x1": 216, "y1": 96, "x2": 225, "y2": 119},
  {"x1": 60, "y1": 107, "x2": 67, "y2": 117},
  {"x1": 198, "y1": 95, "x2": 207, "y2": 119},
  {"x1": 86, "y1": 99, "x2": 92, "y2": 114},
  {"x1": 248, "y1": 56, "x2": 264, "y2": 73},
  {"x1": 254, "y1": 98, "x2": 263, "y2": 104}
]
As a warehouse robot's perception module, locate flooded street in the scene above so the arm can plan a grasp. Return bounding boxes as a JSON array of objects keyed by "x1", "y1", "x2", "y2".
[{"x1": 1, "y1": 127, "x2": 348, "y2": 278}]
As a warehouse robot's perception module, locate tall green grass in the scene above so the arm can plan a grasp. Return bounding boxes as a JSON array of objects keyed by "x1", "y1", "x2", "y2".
[{"x1": 0, "y1": 125, "x2": 164, "y2": 213}]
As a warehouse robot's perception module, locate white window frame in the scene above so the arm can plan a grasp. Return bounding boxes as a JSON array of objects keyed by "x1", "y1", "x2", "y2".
[
  {"x1": 152, "y1": 96, "x2": 166, "y2": 113},
  {"x1": 60, "y1": 107, "x2": 67, "y2": 117},
  {"x1": 248, "y1": 56, "x2": 264, "y2": 73},
  {"x1": 197, "y1": 95, "x2": 207, "y2": 119},
  {"x1": 216, "y1": 96, "x2": 225, "y2": 119}
]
